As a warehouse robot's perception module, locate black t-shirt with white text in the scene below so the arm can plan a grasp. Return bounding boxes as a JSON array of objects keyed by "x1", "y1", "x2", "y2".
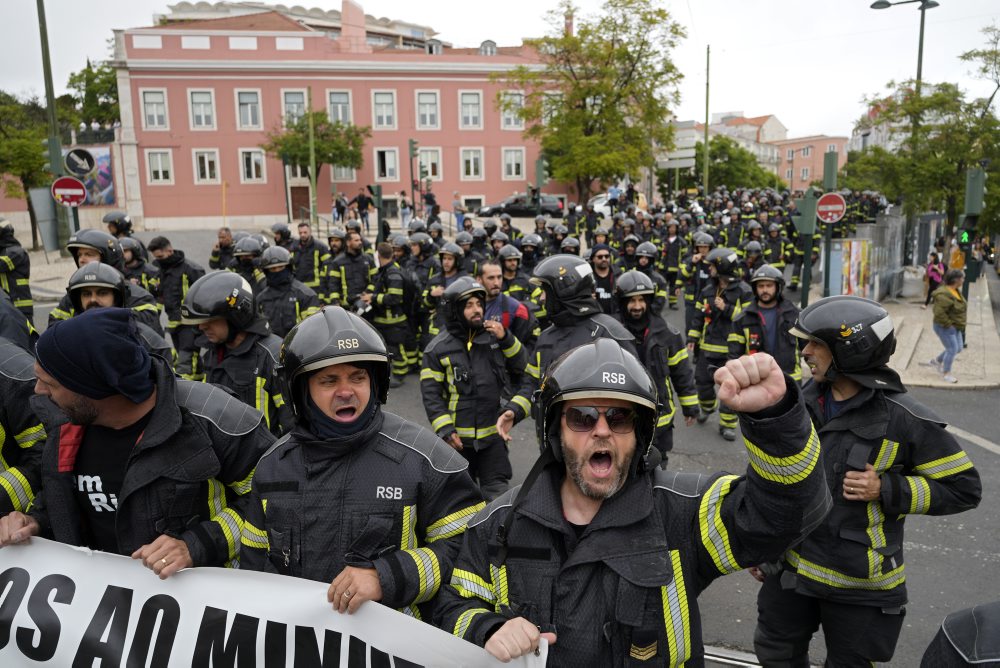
[{"x1": 72, "y1": 412, "x2": 152, "y2": 553}]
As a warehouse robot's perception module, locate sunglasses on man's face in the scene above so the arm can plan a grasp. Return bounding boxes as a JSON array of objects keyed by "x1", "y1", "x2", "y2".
[
  {"x1": 562, "y1": 406, "x2": 636, "y2": 433},
  {"x1": 594, "y1": 254, "x2": 610, "y2": 260}
]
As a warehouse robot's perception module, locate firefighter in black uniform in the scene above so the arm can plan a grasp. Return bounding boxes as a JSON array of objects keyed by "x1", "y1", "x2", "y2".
[
  {"x1": 368, "y1": 242, "x2": 413, "y2": 386},
  {"x1": 270, "y1": 222, "x2": 295, "y2": 251},
  {"x1": 291, "y1": 222, "x2": 330, "y2": 302},
  {"x1": 0, "y1": 220, "x2": 33, "y2": 319},
  {"x1": 634, "y1": 241, "x2": 669, "y2": 315},
  {"x1": 209, "y1": 227, "x2": 235, "y2": 270},
  {"x1": 762, "y1": 223, "x2": 791, "y2": 272},
  {"x1": 728, "y1": 264, "x2": 803, "y2": 382},
  {"x1": 497, "y1": 255, "x2": 637, "y2": 443},
  {"x1": 120, "y1": 237, "x2": 160, "y2": 299},
  {"x1": 753, "y1": 295, "x2": 982, "y2": 667},
  {"x1": 103, "y1": 211, "x2": 148, "y2": 261},
  {"x1": 0, "y1": 338, "x2": 44, "y2": 515},
  {"x1": 677, "y1": 232, "x2": 715, "y2": 342},
  {"x1": 181, "y1": 272, "x2": 291, "y2": 436},
  {"x1": 615, "y1": 271, "x2": 699, "y2": 463},
  {"x1": 661, "y1": 219, "x2": 687, "y2": 310},
  {"x1": 421, "y1": 278, "x2": 530, "y2": 500},
  {"x1": 238, "y1": 307, "x2": 484, "y2": 621},
  {"x1": 436, "y1": 338, "x2": 830, "y2": 664},
  {"x1": 229, "y1": 235, "x2": 267, "y2": 296},
  {"x1": 329, "y1": 229, "x2": 375, "y2": 309},
  {"x1": 148, "y1": 235, "x2": 204, "y2": 378},
  {"x1": 687, "y1": 247, "x2": 753, "y2": 442},
  {"x1": 257, "y1": 246, "x2": 321, "y2": 339}
]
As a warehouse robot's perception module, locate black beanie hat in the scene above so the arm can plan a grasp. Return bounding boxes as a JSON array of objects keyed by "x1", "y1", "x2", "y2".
[{"x1": 36, "y1": 307, "x2": 154, "y2": 404}]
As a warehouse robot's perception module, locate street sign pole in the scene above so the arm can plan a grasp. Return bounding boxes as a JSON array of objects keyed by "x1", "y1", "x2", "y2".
[
  {"x1": 793, "y1": 187, "x2": 820, "y2": 309},
  {"x1": 822, "y1": 151, "x2": 839, "y2": 297}
]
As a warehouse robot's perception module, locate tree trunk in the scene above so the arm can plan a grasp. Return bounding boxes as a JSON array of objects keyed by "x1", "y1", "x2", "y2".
[{"x1": 22, "y1": 178, "x2": 41, "y2": 250}]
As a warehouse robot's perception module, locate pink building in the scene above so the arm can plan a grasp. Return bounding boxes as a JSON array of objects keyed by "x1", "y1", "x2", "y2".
[
  {"x1": 772, "y1": 136, "x2": 848, "y2": 192},
  {"x1": 114, "y1": 1, "x2": 559, "y2": 231}
]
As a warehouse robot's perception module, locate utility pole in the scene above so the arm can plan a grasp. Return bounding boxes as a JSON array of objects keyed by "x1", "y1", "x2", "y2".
[
  {"x1": 822, "y1": 150, "x2": 838, "y2": 297},
  {"x1": 36, "y1": 0, "x2": 71, "y2": 251},
  {"x1": 703, "y1": 45, "x2": 710, "y2": 194},
  {"x1": 307, "y1": 87, "x2": 317, "y2": 226}
]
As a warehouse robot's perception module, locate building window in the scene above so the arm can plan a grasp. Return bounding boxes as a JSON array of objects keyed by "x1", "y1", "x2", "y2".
[
  {"x1": 332, "y1": 165, "x2": 356, "y2": 182},
  {"x1": 275, "y1": 37, "x2": 304, "y2": 50},
  {"x1": 416, "y1": 91, "x2": 439, "y2": 129},
  {"x1": 786, "y1": 148, "x2": 794, "y2": 161},
  {"x1": 236, "y1": 90, "x2": 261, "y2": 129},
  {"x1": 132, "y1": 35, "x2": 162, "y2": 49},
  {"x1": 189, "y1": 90, "x2": 214, "y2": 129},
  {"x1": 461, "y1": 148, "x2": 483, "y2": 180},
  {"x1": 800, "y1": 167, "x2": 810, "y2": 181},
  {"x1": 373, "y1": 91, "x2": 396, "y2": 129},
  {"x1": 542, "y1": 93, "x2": 562, "y2": 125},
  {"x1": 418, "y1": 148, "x2": 441, "y2": 180},
  {"x1": 229, "y1": 36, "x2": 257, "y2": 50},
  {"x1": 288, "y1": 163, "x2": 307, "y2": 179},
  {"x1": 460, "y1": 91, "x2": 482, "y2": 129},
  {"x1": 240, "y1": 149, "x2": 266, "y2": 183},
  {"x1": 142, "y1": 90, "x2": 167, "y2": 129},
  {"x1": 181, "y1": 35, "x2": 210, "y2": 50},
  {"x1": 145, "y1": 150, "x2": 173, "y2": 185},
  {"x1": 801, "y1": 146, "x2": 812, "y2": 157},
  {"x1": 328, "y1": 91, "x2": 351, "y2": 124},
  {"x1": 463, "y1": 196, "x2": 484, "y2": 211},
  {"x1": 479, "y1": 40, "x2": 497, "y2": 56},
  {"x1": 501, "y1": 92, "x2": 524, "y2": 130},
  {"x1": 827, "y1": 143, "x2": 837, "y2": 153},
  {"x1": 283, "y1": 90, "x2": 306, "y2": 125},
  {"x1": 785, "y1": 168, "x2": 792, "y2": 180},
  {"x1": 375, "y1": 148, "x2": 398, "y2": 180},
  {"x1": 193, "y1": 150, "x2": 219, "y2": 184},
  {"x1": 503, "y1": 148, "x2": 525, "y2": 180}
]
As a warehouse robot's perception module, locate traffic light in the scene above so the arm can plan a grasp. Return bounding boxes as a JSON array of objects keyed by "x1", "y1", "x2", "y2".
[
  {"x1": 964, "y1": 166, "x2": 986, "y2": 216},
  {"x1": 958, "y1": 214, "x2": 977, "y2": 253},
  {"x1": 41, "y1": 137, "x2": 64, "y2": 176},
  {"x1": 535, "y1": 157, "x2": 550, "y2": 187},
  {"x1": 366, "y1": 184, "x2": 382, "y2": 208},
  {"x1": 408, "y1": 139, "x2": 419, "y2": 159}
]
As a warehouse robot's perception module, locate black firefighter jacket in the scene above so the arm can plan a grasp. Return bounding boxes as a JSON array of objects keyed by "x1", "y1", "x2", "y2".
[
  {"x1": 257, "y1": 278, "x2": 321, "y2": 339},
  {"x1": 0, "y1": 241, "x2": 33, "y2": 317},
  {"x1": 0, "y1": 339, "x2": 45, "y2": 514},
  {"x1": 435, "y1": 379, "x2": 831, "y2": 666},
  {"x1": 629, "y1": 316, "x2": 699, "y2": 437},
  {"x1": 239, "y1": 410, "x2": 485, "y2": 622},
  {"x1": 778, "y1": 384, "x2": 981, "y2": 608},
  {"x1": 28, "y1": 357, "x2": 275, "y2": 567},
  {"x1": 728, "y1": 298, "x2": 803, "y2": 381},
  {"x1": 688, "y1": 278, "x2": 753, "y2": 357},
  {"x1": 421, "y1": 323, "x2": 530, "y2": 447}
]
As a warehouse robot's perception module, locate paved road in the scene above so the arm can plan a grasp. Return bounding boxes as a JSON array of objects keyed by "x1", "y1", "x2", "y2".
[{"x1": 33, "y1": 229, "x2": 1000, "y2": 665}]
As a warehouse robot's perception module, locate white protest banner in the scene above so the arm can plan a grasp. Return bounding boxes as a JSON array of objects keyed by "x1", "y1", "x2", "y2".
[{"x1": 0, "y1": 538, "x2": 547, "y2": 667}]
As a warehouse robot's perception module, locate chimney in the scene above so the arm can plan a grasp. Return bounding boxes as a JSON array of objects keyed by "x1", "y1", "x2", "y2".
[
  {"x1": 336, "y1": 0, "x2": 372, "y2": 54},
  {"x1": 564, "y1": 11, "x2": 574, "y2": 37}
]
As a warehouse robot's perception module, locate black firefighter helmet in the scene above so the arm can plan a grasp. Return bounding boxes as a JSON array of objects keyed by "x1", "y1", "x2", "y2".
[
  {"x1": 68, "y1": 262, "x2": 128, "y2": 313},
  {"x1": 789, "y1": 295, "x2": 896, "y2": 375}
]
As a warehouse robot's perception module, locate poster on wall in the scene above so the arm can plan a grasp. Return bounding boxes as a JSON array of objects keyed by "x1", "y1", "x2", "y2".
[
  {"x1": 62, "y1": 146, "x2": 115, "y2": 206},
  {"x1": 841, "y1": 240, "x2": 871, "y2": 298}
]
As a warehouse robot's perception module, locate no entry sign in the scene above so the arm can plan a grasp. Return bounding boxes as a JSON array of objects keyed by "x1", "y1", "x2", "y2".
[
  {"x1": 816, "y1": 192, "x2": 847, "y2": 224},
  {"x1": 51, "y1": 176, "x2": 87, "y2": 207}
]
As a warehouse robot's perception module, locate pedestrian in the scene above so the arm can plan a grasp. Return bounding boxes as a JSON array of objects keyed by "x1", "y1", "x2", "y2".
[
  {"x1": 400, "y1": 190, "x2": 412, "y2": 229},
  {"x1": 928, "y1": 269, "x2": 967, "y2": 384},
  {"x1": 923, "y1": 252, "x2": 945, "y2": 309},
  {"x1": 452, "y1": 191, "x2": 466, "y2": 233},
  {"x1": 348, "y1": 187, "x2": 373, "y2": 233},
  {"x1": 421, "y1": 277, "x2": 530, "y2": 500},
  {"x1": 753, "y1": 295, "x2": 981, "y2": 667},
  {"x1": 0, "y1": 308, "x2": 274, "y2": 575},
  {"x1": 238, "y1": 307, "x2": 484, "y2": 620},
  {"x1": 436, "y1": 339, "x2": 828, "y2": 664},
  {"x1": 181, "y1": 272, "x2": 292, "y2": 435}
]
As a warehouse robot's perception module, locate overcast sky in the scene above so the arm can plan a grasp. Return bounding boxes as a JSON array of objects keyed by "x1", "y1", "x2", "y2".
[{"x1": 6, "y1": 0, "x2": 999, "y2": 139}]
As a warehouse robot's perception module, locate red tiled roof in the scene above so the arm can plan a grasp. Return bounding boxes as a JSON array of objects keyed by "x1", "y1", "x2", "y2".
[
  {"x1": 722, "y1": 114, "x2": 772, "y2": 127},
  {"x1": 155, "y1": 11, "x2": 311, "y2": 32}
]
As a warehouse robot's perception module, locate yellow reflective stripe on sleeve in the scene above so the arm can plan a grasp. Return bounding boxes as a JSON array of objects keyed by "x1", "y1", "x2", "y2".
[
  {"x1": 786, "y1": 550, "x2": 906, "y2": 591},
  {"x1": 229, "y1": 467, "x2": 255, "y2": 497},
  {"x1": 255, "y1": 376, "x2": 269, "y2": 428},
  {"x1": 455, "y1": 426, "x2": 498, "y2": 439},
  {"x1": 913, "y1": 451, "x2": 973, "y2": 479},
  {"x1": 873, "y1": 439, "x2": 900, "y2": 473},
  {"x1": 699, "y1": 342, "x2": 728, "y2": 354},
  {"x1": 661, "y1": 549, "x2": 692, "y2": 666},
  {"x1": 426, "y1": 502, "x2": 486, "y2": 543},
  {"x1": 420, "y1": 368, "x2": 445, "y2": 382},
  {"x1": 727, "y1": 332, "x2": 745, "y2": 344},
  {"x1": 132, "y1": 303, "x2": 158, "y2": 313},
  {"x1": 207, "y1": 479, "x2": 242, "y2": 564},
  {"x1": 0, "y1": 257, "x2": 14, "y2": 270},
  {"x1": 698, "y1": 475, "x2": 741, "y2": 575},
  {"x1": 450, "y1": 569, "x2": 495, "y2": 602},
  {"x1": 744, "y1": 427, "x2": 820, "y2": 484},
  {"x1": 13, "y1": 300, "x2": 32, "y2": 309},
  {"x1": 273, "y1": 393, "x2": 285, "y2": 408},
  {"x1": 240, "y1": 520, "x2": 268, "y2": 550},
  {"x1": 404, "y1": 547, "x2": 441, "y2": 603},
  {"x1": 656, "y1": 413, "x2": 674, "y2": 428},
  {"x1": 510, "y1": 395, "x2": 531, "y2": 415},
  {"x1": 865, "y1": 502, "x2": 887, "y2": 577},
  {"x1": 386, "y1": 287, "x2": 404, "y2": 295},
  {"x1": 50, "y1": 308, "x2": 73, "y2": 321},
  {"x1": 14, "y1": 424, "x2": 46, "y2": 449},
  {"x1": 667, "y1": 349, "x2": 688, "y2": 365},
  {"x1": 489, "y1": 564, "x2": 509, "y2": 609},
  {"x1": 300, "y1": 305, "x2": 320, "y2": 321},
  {"x1": 679, "y1": 394, "x2": 699, "y2": 407},
  {"x1": 0, "y1": 468, "x2": 33, "y2": 511},
  {"x1": 454, "y1": 608, "x2": 491, "y2": 639},
  {"x1": 401, "y1": 504, "x2": 418, "y2": 550},
  {"x1": 431, "y1": 414, "x2": 454, "y2": 432},
  {"x1": 501, "y1": 337, "x2": 522, "y2": 359},
  {"x1": 906, "y1": 476, "x2": 932, "y2": 514},
  {"x1": 441, "y1": 357, "x2": 459, "y2": 417}
]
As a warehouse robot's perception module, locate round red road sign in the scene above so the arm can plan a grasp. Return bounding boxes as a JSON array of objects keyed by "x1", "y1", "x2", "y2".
[
  {"x1": 816, "y1": 192, "x2": 847, "y2": 224},
  {"x1": 51, "y1": 176, "x2": 87, "y2": 207}
]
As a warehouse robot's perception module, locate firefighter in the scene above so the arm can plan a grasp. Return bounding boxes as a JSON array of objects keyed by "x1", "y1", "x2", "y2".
[
  {"x1": 0, "y1": 220, "x2": 33, "y2": 319},
  {"x1": 147, "y1": 235, "x2": 204, "y2": 378},
  {"x1": 368, "y1": 242, "x2": 414, "y2": 387},
  {"x1": 229, "y1": 235, "x2": 267, "y2": 296},
  {"x1": 257, "y1": 246, "x2": 321, "y2": 339},
  {"x1": 728, "y1": 264, "x2": 803, "y2": 381},
  {"x1": 0, "y1": 338, "x2": 44, "y2": 516}
]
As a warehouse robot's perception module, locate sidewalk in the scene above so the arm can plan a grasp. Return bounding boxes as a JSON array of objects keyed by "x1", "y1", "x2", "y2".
[{"x1": 26, "y1": 247, "x2": 76, "y2": 302}]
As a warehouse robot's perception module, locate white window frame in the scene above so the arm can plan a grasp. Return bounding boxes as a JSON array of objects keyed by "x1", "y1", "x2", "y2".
[
  {"x1": 501, "y1": 91, "x2": 524, "y2": 130},
  {"x1": 229, "y1": 36, "x2": 257, "y2": 50},
  {"x1": 374, "y1": 147, "x2": 399, "y2": 182},
  {"x1": 281, "y1": 88, "x2": 307, "y2": 126},
  {"x1": 234, "y1": 88, "x2": 263, "y2": 131},
  {"x1": 460, "y1": 147, "x2": 484, "y2": 181},
  {"x1": 139, "y1": 88, "x2": 169, "y2": 131},
  {"x1": 458, "y1": 90, "x2": 483, "y2": 130},
  {"x1": 800, "y1": 167, "x2": 810, "y2": 181},
  {"x1": 415, "y1": 89, "x2": 441, "y2": 130},
  {"x1": 192, "y1": 148, "x2": 220, "y2": 185},
  {"x1": 785, "y1": 168, "x2": 793, "y2": 180},
  {"x1": 239, "y1": 148, "x2": 267, "y2": 184},
  {"x1": 326, "y1": 90, "x2": 353, "y2": 125},
  {"x1": 181, "y1": 35, "x2": 210, "y2": 50},
  {"x1": 331, "y1": 165, "x2": 356, "y2": 183},
  {"x1": 371, "y1": 89, "x2": 397, "y2": 130},
  {"x1": 187, "y1": 88, "x2": 216, "y2": 131},
  {"x1": 827, "y1": 143, "x2": 838, "y2": 153},
  {"x1": 786, "y1": 148, "x2": 794, "y2": 160},
  {"x1": 502, "y1": 147, "x2": 525, "y2": 181},
  {"x1": 417, "y1": 147, "x2": 442, "y2": 182},
  {"x1": 275, "y1": 37, "x2": 304, "y2": 51},
  {"x1": 462, "y1": 195, "x2": 485, "y2": 211},
  {"x1": 801, "y1": 146, "x2": 812, "y2": 157},
  {"x1": 144, "y1": 149, "x2": 174, "y2": 185}
]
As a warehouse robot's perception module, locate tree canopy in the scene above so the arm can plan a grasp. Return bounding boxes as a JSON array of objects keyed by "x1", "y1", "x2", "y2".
[
  {"x1": 658, "y1": 135, "x2": 782, "y2": 199},
  {"x1": 261, "y1": 110, "x2": 370, "y2": 181},
  {"x1": 496, "y1": 0, "x2": 685, "y2": 200}
]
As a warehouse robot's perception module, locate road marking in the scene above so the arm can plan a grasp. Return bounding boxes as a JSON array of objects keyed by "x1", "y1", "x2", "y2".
[{"x1": 947, "y1": 425, "x2": 1000, "y2": 456}]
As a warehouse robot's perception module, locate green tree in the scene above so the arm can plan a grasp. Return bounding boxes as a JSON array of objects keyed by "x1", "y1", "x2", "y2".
[
  {"x1": 659, "y1": 135, "x2": 782, "y2": 199},
  {"x1": 495, "y1": 0, "x2": 685, "y2": 200},
  {"x1": 0, "y1": 91, "x2": 54, "y2": 249},
  {"x1": 66, "y1": 53, "x2": 120, "y2": 126},
  {"x1": 261, "y1": 110, "x2": 370, "y2": 182}
]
